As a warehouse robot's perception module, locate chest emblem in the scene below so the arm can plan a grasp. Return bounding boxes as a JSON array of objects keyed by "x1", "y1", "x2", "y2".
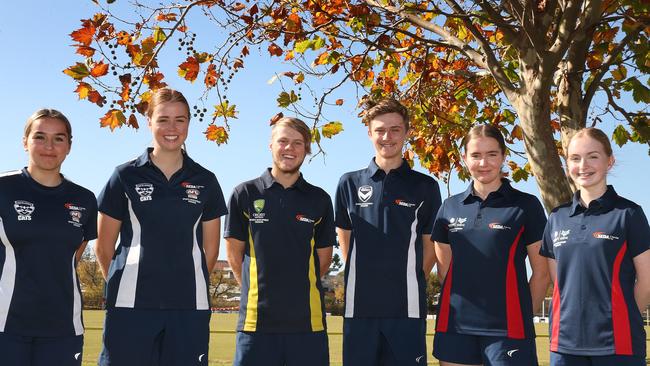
[
  {"x1": 552, "y1": 230, "x2": 571, "y2": 247},
  {"x1": 135, "y1": 183, "x2": 154, "y2": 201},
  {"x1": 65, "y1": 203, "x2": 86, "y2": 227},
  {"x1": 592, "y1": 231, "x2": 619, "y2": 241},
  {"x1": 448, "y1": 217, "x2": 467, "y2": 232},
  {"x1": 253, "y1": 199, "x2": 265, "y2": 213},
  {"x1": 296, "y1": 214, "x2": 316, "y2": 224},
  {"x1": 356, "y1": 185, "x2": 374, "y2": 207},
  {"x1": 394, "y1": 199, "x2": 417, "y2": 208},
  {"x1": 488, "y1": 222, "x2": 511, "y2": 230},
  {"x1": 181, "y1": 182, "x2": 203, "y2": 204},
  {"x1": 14, "y1": 200, "x2": 35, "y2": 221}
]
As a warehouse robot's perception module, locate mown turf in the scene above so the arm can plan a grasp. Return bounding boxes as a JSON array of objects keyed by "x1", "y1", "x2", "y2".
[{"x1": 81, "y1": 310, "x2": 650, "y2": 365}]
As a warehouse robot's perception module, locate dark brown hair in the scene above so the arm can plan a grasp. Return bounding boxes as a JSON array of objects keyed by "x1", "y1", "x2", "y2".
[
  {"x1": 146, "y1": 88, "x2": 191, "y2": 120},
  {"x1": 462, "y1": 124, "x2": 507, "y2": 155},
  {"x1": 272, "y1": 117, "x2": 312, "y2": 155},
  {"x1": 567, "y1": 127, "x2": 613, "y2": 157},
  {"x1": 24, "y1": 109, "x2": 72, "y2": 144},
  {"x1": 362, "y1": 98, "x2": 409, "y2": 130}
]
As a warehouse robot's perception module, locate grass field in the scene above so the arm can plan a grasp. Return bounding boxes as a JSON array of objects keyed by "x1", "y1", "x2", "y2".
[{"x1": 81, "y1": 310, "x2": 649, "y2": 365}]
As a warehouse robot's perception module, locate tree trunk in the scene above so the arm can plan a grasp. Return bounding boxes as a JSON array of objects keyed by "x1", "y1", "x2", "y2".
[{"x1": 511, "y1": 53, "x2": 573, "y2": 212}]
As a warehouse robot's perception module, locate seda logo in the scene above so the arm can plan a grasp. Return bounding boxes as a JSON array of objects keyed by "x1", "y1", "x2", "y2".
[
  {"x1": 394, "y1": 199, "x2": 416, "y2": 208},
  {"x1": 296, "y1": 214, "x2": 316, "y2": 224},
  {"x1": 488, "y1": 222, "x2": 511, "y2": 230},
  {"x1": 592, "y1": 231, "x2": 619, "y2": 241}
]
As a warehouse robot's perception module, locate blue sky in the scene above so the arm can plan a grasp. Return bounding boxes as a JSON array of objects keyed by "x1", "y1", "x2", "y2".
[{"x1": 1, "y1": 1, "x2": 648, "y2": 261}]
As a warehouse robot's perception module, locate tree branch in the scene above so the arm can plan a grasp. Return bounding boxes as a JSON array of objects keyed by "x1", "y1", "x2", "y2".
[{"x1": 582, "y1": 23, "x2": 646, "y2": 108}]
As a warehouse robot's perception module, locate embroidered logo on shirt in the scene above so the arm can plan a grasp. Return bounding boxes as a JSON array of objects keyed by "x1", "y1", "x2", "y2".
[
  {"x1": 394, "y1": 199, "x2": 416, "y2": 208},
  {"x1": 65, "y1": 203, "x2": 86, "y2": 227},
  {"x1": 356, "y1": 185, "x2": 374, "y2": 207},
  {"x1": 135, "y1": 183, "x2": 154, "y2": 201},
  {"x1": 488, "y1": 222, "x2": 511, "y2": 230},
  {"x1": 253, "y1": 199, "x2": 265, "y2": 213},
  {"x1": 552, "y1": 230, "x2": 571, "y2": 247},
  {"x1": 592, "y1": 231, "x2": 619, "y2": 241},
  {"x1": 14, "y1": 200, "x2": 35, "y2": 221},
  {"x1": 448, "y1": 217, "x2": 467, "y2": 232},
  {"x1": 296, "y1": 214, "x2": 316, "y2": 223},
  {"x1": 181, "y1": 182, "x2": 204, "y2": 204}
]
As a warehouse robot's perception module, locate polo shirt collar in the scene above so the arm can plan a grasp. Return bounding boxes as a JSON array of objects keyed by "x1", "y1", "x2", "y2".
[
  {"x1": 134, "y1": 147, "x2": 194, "y2": 170},
  {"x1": 570, "y1": 185, "x2": 618, "y2": 215},
  {"x1": 462, "y1": 178, "x2": 514, "y2": 204},
  {"x1": 366, "y1": 158, "x2": 411, "y2": 177},
  {"x1": 260, "y1": 168, "x2": 308, "y2": 191}
]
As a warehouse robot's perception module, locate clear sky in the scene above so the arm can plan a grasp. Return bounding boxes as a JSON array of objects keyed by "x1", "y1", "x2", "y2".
[{"x1": 1, "y1": 1, "x2": 648, "y2": 261}]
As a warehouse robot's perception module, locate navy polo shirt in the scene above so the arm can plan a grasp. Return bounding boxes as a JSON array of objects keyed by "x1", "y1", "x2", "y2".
[
  {"x1": 540, "y1": 186, "x2": 650, "y2": 356},
  {"x1": 335, "y1": 158, "x2": 441, "y2": 319},
  {"x1": 0, "y1": 168, "x2": 97, "y2": 337},
  {"x1": 224, "y1": 169, "x2": 336, "y2": 333},
  {"x1": 98, "y1": 148, "x2": 227, "y2": 310},
  {"x1": 431, "y1": 179, "x2": 546, "y2": 339}
]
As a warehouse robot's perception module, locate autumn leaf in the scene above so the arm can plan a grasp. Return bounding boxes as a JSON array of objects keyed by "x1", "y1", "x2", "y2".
[
  {"x1": 205, "y1": 64, "x2": 219, "y2": 87},
  {"x1": 322, "y1": 121, "x2": 343, "y2": 138},
  {"x1": 213, "y1": 101, "x2": 238, "y2": 119},
  {"x1": 511, "y1": 125, "x2": 524, "y2": 140},
  {"x1": 335, "y1": 98, "x2": 344, "y2": 106},
  {"x1": 277, "y1": 91, "x2": 298, "y2": 107},
  {"x1": 156, "y1": 12, "x2": 177, "y2": 22},
  {"x1": 76, "y1": 46, "x2": 95, "y2": 57},
  {"x1": 127, "y1": 114, "x2": 139, "y2": 129},
  {"x1": 75, "y1": 82, "x2": 92, "y2": 100},
  {"x1": 90, "y1": 62, "x2": 109, "y2": 77},
  {"x1": 241, "y1": 45, "x2": 249, "y2": 56},
  {"x1": 116, "y1": 31, "x2": 131, "y2": 46},
  {"x1": 268, "y1": 43, "x2": 283, "y2": 57},
  {"x1": 88, "y1": 90, "x2": 106, "y2": 107},
  {"x1": 99, "y1": 110, "x2": 126, "y2": 131},
  {"x1": 70, "y1": 23, "x2": 95, "y2": 46},
  {"x1": 63, "y1": 63, "x2": 90, "y2": 80},
  {"x1": 269, "y1": 112, "x2": 284, "y2": 125},
  {"x1": 153, "y1": 27, "x2": 167, "y2": 42},
  {"x1": 232, "y1": 58, "x2": 244, "y2": 69},
  {"x1": 204, "y1": 125, "x2": 229, "y2": 145},
  {"x1": 178, "y1": 57, "x2": 200, "y2": 82}
]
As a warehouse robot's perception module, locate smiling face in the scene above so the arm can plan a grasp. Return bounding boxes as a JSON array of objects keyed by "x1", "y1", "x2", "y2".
[
  {"x1": 148, "y1": 101, "x2": 189, "y2": 153},
  {"x1": 566, "y1": 135, "x2": 613, "y2": 191},
  {"x1": 270, "y1": 124, "x2": 307, "y2": 174},
  {"x1": 368, "y1": 112, "x2": 408, "y2": 162},
  {"x1": 463, "y1": 136, "x2": 505, "y2": 186},
  {"x1": 23, "y1": 117, "x2": 71, "y2": 174}
]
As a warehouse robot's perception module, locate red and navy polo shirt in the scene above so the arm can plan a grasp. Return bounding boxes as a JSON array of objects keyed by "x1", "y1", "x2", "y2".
[
  {"x1": 432, "y1": 179, "x2": 547, "y2": 339},
  {"x1": 0, "y1": 168, "x2": 97, "y2": 336},
  {"x1": 540, "y1": 186, "x2": 650, "y2": 356},
  {"x1": 224, "y1": 169, "x2": 336, "y2": 333},
  {"x1": 98, "y1": 148, "x2": 227, "y2": 310},
  {"x1": 335, "y1": 158, "x2": 442, "y2": 319}
]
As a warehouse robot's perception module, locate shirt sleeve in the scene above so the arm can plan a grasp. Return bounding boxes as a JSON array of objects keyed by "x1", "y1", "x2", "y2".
[
  {"x1": 202, "y1": 174, "x2": 228, "y2": 221},
  {"x1": 626, "y1": 205, "x2": 650, "y2": 258},
  {"x1": 97, "y1": 168, "x2": 127, "y2": 221},
  {"x1": 314, "y1": 192, "x2": 336, "y2": 249},
  {"x1": 421, "y1": 178, "x2": 442, "y2": 235},
  {"x1": 223, "y1": 186, "x2": 248, "y2": 242},
  {"x1": 430, "y1": 200, "x2": 449, "y2": 244},
  {"x1": 539, "y1": 217, "x2": 555, "y2": 259},
  {"x1": 83, "y1": 192, "x2": 98, "y2": 242},
  {"x1": 522, "y1": 196, "x2": 547, "y2": 246},
  {"x1": 334, "y1": 176, "x2": 352, "y2": 230}
]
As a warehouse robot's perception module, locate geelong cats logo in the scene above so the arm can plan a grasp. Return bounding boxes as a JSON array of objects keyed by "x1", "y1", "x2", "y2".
[
  {"x1": 135, "y1": 183, "x2": 154, "y2": 201},
  {"x1": 14, "y1": 200, "x2": 35, "y2": 221}
]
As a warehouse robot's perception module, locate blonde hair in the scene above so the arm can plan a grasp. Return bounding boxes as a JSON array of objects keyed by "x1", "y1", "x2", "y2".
[
  {"x1": 567, "y1": 127, "x2": 613, "y2": 157},
  {"x1": 272, "y1": 117, "x2": 312, "y2": 155},
  {"x1": 24, "y1": 109, "x2": 72, "y2": 144},
  {"x1": 146, "y1": 88, "x2": 190, "y2": 120}
]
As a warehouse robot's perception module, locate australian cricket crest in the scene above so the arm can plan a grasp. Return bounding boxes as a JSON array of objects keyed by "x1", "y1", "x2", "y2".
[{"x1": 251, "y1": 199, "x2": 269, "y2": 224}]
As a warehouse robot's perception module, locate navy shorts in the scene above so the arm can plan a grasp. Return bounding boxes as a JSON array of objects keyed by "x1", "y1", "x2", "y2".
[
  {"x1": 99, "y1": 308, "x2": 210, "y2": 366},
  {"x1": 550, "y1": 351, "x2": 646, "y2": 366},
  {"x1": 343, "y1": 318, "x2": 427, "y2": 366},
  {"x1": 0, "y1": 332, "x2": 83, "y2": 366},
  {"x1": 233, "y1": 331, "x2": 329, "y2": 366},
  {"x1": 433, "y1": 332, "x2": 538, "y2": 366}
]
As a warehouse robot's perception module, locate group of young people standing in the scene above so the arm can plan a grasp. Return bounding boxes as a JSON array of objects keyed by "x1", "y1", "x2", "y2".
[{"x1": 0, "y1": 88, "x2": 648, "y2": 366}]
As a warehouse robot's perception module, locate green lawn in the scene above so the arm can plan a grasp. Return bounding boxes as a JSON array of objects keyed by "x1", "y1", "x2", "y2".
[{"x1": 81, "y1": 310, "x2": 649, "y2": 365}]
